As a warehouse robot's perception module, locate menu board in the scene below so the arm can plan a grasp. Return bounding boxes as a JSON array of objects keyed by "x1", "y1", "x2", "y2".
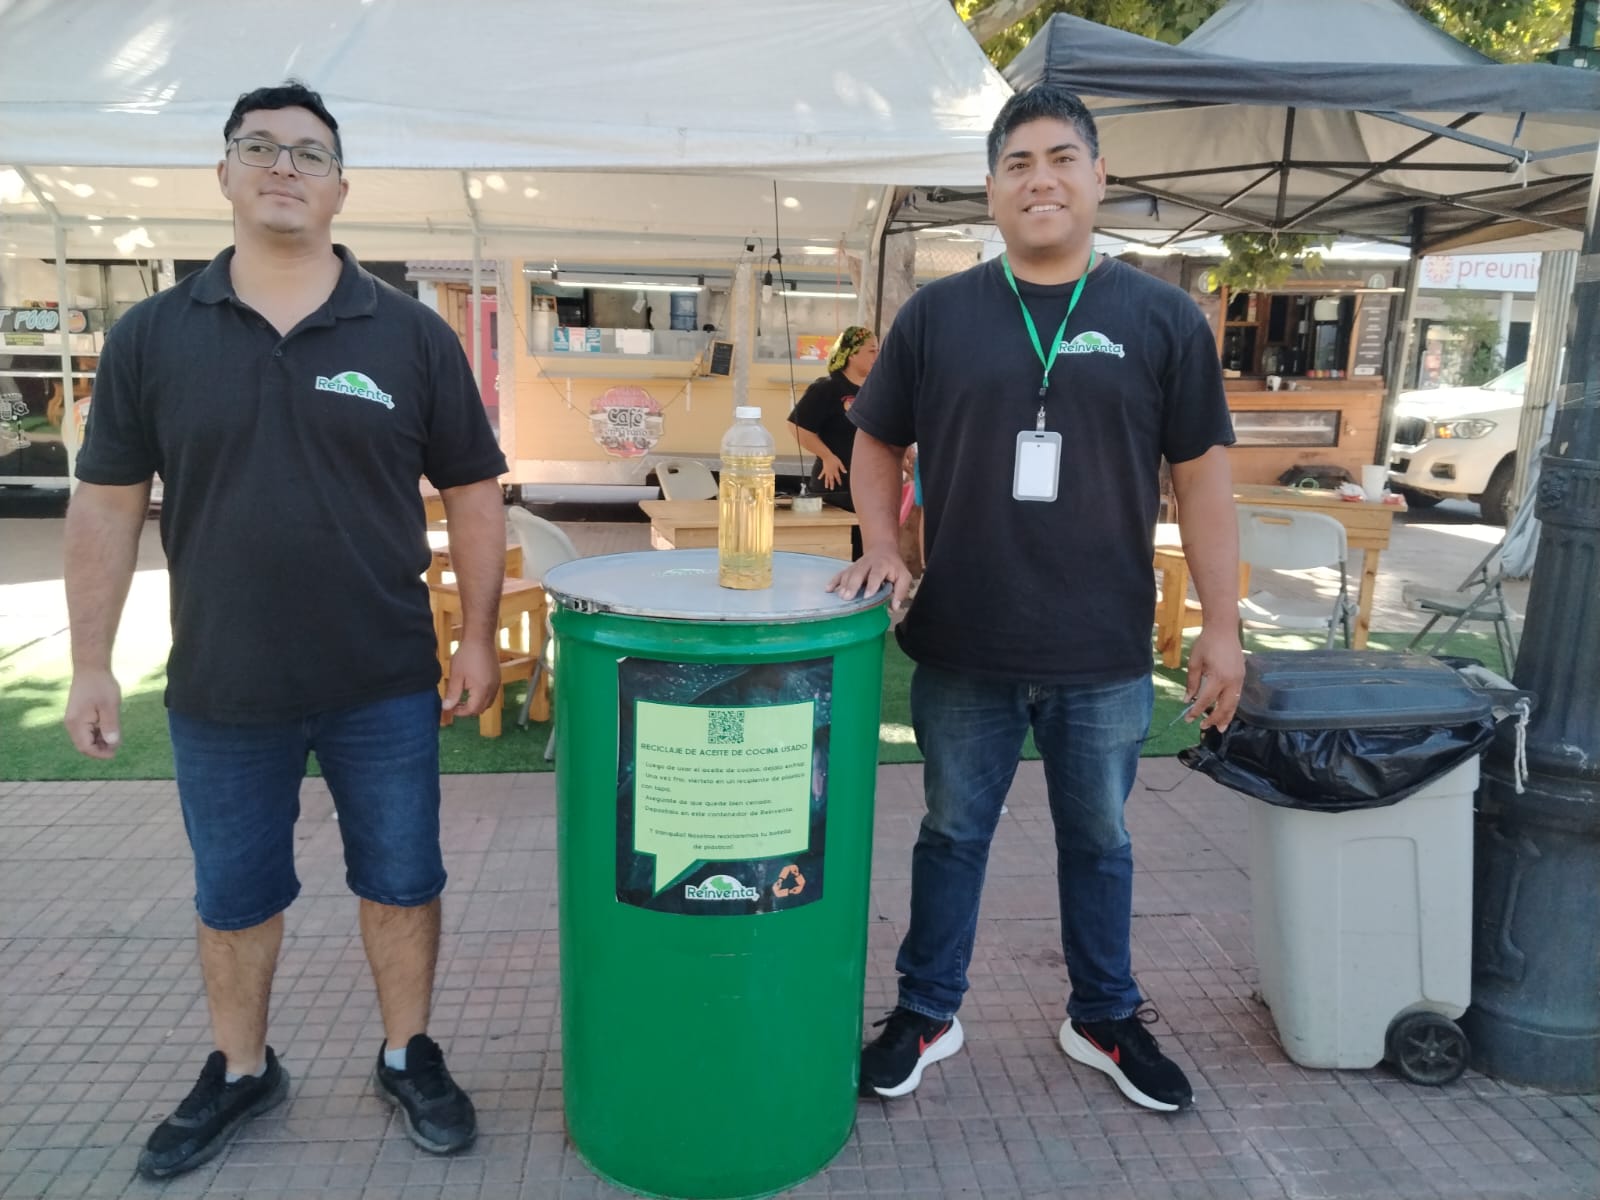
[{"x1": 1348, "y1": 294, "x2": 1392, "y2": 378}]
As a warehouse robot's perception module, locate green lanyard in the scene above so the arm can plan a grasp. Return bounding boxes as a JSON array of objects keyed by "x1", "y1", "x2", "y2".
[{"x1": 1002, "y1": 250, "x2": 1095, "y2": 430}]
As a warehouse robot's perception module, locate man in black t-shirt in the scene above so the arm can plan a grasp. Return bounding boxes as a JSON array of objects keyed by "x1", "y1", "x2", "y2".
[
  {"x1": 63, "y1": 82, "x2": 500, "y2": 1176},
  {"x1": 832, "y1": 85, "x2": 1245, "y2": 1114}
]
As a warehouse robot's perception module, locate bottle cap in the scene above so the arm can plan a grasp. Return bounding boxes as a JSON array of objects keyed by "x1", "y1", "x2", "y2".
[{"x1": 734, "y1": 406, "x2": 761, "y2": 419}]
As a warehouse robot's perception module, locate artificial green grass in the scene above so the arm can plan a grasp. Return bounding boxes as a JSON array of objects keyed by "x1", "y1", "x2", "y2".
[{"x1": 0, "y1": 629, "x2": 1505, "y2": 782}]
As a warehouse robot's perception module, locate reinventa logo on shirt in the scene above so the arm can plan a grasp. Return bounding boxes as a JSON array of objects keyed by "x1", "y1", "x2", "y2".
[
  {"x1": 1057, "y1": 331, "x2": 1125, "y2": 359},
  {"x1": 314, "y1": 370, "x2": 394, "y2": 409}
]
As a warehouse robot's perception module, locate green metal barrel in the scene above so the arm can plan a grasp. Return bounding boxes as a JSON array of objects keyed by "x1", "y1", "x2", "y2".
[{"x1": 543, "y1": 549, "x2": 890, "y2": 1200}]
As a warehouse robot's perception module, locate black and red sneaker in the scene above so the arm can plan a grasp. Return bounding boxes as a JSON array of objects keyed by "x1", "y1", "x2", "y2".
[
  {"x1": 1060, "y1": 1006, "x2": 1193, "y2": 1112},
  {"x1": 859, "y1": 1007, "x2": 964, "y2": 1098}
]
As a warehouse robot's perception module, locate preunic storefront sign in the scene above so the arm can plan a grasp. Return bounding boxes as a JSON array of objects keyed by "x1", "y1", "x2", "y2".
[{"x1": 1421, "y1": 253, "x2": 1541, "y2": 293}]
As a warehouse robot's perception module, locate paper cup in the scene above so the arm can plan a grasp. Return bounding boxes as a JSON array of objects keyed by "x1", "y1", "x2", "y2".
[{"x1": 1361, "y1": 464, "x2": 1387, "y2": 502}]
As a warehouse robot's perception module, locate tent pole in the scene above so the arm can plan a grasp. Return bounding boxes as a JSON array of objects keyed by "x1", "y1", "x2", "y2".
[
  {"x1": 54, "y1": 219, "x2": 79, "y2": 493},
  {"x1": 470, "y1": 235, "x2": 484, "y2": 404},
  {"x1": 1509, "y1": 250, "x2": 1577, "y2": 524},
  {"x1": 871, "y1": 188, "x2": 899, "y2": 333},
  {"x1": 460, "y1": 172, "x2": 487, "y2": 404},
  {"x1": 1274, "y1": 108, "x2": 1296, "y2": 225},
  {"x1": 1375, "y1": 207, "x2": 1424, "y2": 461},
  {"x1": 731, "y1": 261, "x2": 754, "y2": 414}
]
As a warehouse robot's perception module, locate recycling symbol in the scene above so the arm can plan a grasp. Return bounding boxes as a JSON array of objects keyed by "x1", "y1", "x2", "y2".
[{"x1": 773, "y1": 864, "x2": 806, "y2": 897}]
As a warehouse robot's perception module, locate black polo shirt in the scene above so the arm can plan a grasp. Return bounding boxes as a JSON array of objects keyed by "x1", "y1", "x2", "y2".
[{"x1": 76, "y1": 246, "x2": 507, "y2": 722}]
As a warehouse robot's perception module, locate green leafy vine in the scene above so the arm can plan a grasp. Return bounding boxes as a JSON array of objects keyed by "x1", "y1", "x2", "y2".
[{"x1": 1214, "y1": 232, "x2": 1333, "y2": 291}]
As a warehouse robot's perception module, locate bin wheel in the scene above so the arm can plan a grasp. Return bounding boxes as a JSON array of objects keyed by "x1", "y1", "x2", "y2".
[{"x1": 1386, "y1": 1012, "x2": 1469, "y2": 1086}]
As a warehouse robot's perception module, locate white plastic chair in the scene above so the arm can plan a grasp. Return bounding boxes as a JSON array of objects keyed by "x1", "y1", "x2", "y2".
[
  {"x1": 506, "y1": 507, "x2": 580, "y2": 756},
  {"x1": 1236, "y1": 507, "x2": 1356, "y2": 649},
  {"x1": 656, "y1": 458, "x2": 718, "y2": 500}
]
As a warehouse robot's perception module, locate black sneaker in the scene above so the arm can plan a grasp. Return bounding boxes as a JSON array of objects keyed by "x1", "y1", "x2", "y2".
[
  {"x1": 1060, "y1": 1006, "x2": 1193, "y2": 1112},
  {"x1": 374, "y1": 1033, "x2": 477, "y2": 1154},
  {"x1": 137, "y1": 1047, "x2": 289, "y2": 1180},
  {"x1": 859, "y1": 1007, "x2": 964, "y2": 1098}
]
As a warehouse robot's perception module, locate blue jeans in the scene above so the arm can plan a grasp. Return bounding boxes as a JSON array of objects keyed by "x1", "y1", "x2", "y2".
[
  {"x1": 169, "y1": 690, "x2": 447, "y2": 931},
  {"x1": 897, "y1": 663, "x2": 1153, "y2": 1023}
]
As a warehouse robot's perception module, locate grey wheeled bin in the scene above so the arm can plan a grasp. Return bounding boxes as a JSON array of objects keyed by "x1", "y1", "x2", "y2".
[{"x1": 1182, "y1": 650, "x2": 1528, "y2": 1086}]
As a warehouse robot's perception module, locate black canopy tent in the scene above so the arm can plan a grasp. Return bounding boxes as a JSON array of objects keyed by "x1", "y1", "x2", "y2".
[
  {"x1": 893, "y1": 0, "x2": 1600, "y2": 253},
  {"x1": 881, "y1": 0, "x2": 1600, "y2": 472}
]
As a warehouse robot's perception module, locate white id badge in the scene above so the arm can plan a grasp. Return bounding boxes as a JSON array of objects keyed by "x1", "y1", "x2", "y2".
[{"x1": 1013, "y1": 430, "x2": 1062, "y2": 502}]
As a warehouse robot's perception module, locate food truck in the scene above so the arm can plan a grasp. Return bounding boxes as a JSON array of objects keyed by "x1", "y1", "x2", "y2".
[
  {"x1": 449, "y1": 246, "x2": 1402, "y2": 497},
  {"x1": 411, "y1": 243, "x2": 979, "y2": 498}
]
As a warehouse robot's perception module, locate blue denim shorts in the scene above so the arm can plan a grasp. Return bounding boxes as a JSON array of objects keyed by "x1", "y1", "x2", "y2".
[{"x1": 168, "y1": 689, "x2": 447, "y2": 931}]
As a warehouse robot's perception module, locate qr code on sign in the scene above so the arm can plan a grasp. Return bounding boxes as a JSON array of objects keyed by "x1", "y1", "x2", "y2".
[{"x1": 706, "y1": 709, "x2": 745, "y2": 745}]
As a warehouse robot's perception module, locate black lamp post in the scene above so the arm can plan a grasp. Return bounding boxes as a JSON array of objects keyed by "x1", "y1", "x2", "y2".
[{"x1": 1462, "y1": 136, "x2": 1600, "y2": 1091}]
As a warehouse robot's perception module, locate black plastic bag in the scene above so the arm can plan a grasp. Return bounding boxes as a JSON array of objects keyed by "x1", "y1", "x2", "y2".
[
  {"x1": 1178, "y1": 651, "x2": 1527, "y2": 812},
  {"x1": 1275, "y1": 463, "x2": 1354, "y2": 490},
  {"x1": 1180, "y1": 720, "x2": 1495, "y2": 812}
]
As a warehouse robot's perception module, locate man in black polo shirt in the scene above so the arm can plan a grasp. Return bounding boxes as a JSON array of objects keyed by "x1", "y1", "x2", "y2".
[
  {"x1": 831, "y1": 85, "x2": 1245, "y2": 1115},
  {"x1": 63, "y1": 82, "x2": 506, "y2": 1176}
]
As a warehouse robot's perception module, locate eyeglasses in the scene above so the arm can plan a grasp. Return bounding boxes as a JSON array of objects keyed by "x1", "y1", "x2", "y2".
[{"x1": 229, "y1": 136, "x2": 340, "y2": 177}]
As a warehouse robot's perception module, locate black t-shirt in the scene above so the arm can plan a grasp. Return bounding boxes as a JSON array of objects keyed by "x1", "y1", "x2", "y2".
[
  {"x1": 787, "y1": 372, "x2": 859, "y2": 498},
  {"x1": 76, "y1": 246, "x2": 508, "y2": 722},
  {"x1": 849, "y1": 256, "x2": 1233, "y2": 683}
]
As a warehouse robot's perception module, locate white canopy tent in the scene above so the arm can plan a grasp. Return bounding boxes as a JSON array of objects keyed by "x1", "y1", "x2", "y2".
[
  {"x1": 0, "y1": 0, "x2": 1010, "y2": 262},
  {"x1": 0, "y1": 0, "x2": 1010, "y2": 485}
]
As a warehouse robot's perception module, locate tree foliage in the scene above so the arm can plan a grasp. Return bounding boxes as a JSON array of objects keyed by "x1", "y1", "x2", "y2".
[
  {"x1": 955, "y1": 0, "x2": 1578, "y2": 67},
  {"x1": 1441, "y1": 293, "x2": 1507, "y2": 385},
  {"x1": 1406, "y1": 0, "x2": 1575, "y2": 62}
]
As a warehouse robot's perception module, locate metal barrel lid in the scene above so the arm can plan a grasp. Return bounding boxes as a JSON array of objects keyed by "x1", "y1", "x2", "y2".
[{"x1": 542, "y1": 549, "x2": 891, "y2": 623}]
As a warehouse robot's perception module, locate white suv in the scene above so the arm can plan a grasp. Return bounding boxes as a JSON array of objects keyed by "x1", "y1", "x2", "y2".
[{"x1": 1387, "y1": 361, "x2": 1525, "y2": 525}]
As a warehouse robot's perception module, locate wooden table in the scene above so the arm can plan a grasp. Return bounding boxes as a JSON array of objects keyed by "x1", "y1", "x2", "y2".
[
  {"x1": 1233, "y1": 484, "x2": 1405, "y2": 649},
  {"x1": 639, "y1": 499, "x2": 859, "y2": 560}
]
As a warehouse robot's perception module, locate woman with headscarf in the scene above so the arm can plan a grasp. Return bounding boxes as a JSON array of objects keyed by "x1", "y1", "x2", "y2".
[{"x1": 787, "y1": 325, "x2": 877, "y2": 557}]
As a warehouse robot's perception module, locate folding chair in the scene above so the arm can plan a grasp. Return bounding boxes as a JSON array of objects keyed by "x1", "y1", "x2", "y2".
[
  {"x1": 506, "y1": 507, "x2": 581, "y2": 759},
  {"x1": 1236, "y1": 508, "x2": 1357, "y2": 649},
  {"x1": 656, "y1": 458, "x2": 718, "y2": 500},
  {"x1": 1404, "y1": 539, "x2": 1519, "y2": 672}
]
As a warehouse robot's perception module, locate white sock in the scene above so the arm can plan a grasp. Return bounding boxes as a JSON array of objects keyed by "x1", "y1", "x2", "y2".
[
  {"x1": 224, "y1": 1062, "x2": 266, "y2": 1084},
  {"x1": 384, "y1": 1045, "x2": 408, "y2": 1072}
]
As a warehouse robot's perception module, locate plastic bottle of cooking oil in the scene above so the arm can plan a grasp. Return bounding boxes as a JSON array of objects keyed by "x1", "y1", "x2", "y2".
[{"x1": 717, "y1": 406, "x2": 775, "y2": 589}]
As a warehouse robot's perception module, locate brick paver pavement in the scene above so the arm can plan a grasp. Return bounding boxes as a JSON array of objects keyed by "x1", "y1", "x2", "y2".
[{"x1": 2, "y1": 760, "x2": 1595, "y2": 1200}]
